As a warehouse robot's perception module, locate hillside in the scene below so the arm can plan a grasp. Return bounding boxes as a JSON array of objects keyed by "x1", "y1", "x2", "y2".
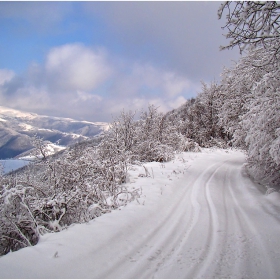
[{"x1": 0, "y1": 106, "x2": 109, "y2": 159}]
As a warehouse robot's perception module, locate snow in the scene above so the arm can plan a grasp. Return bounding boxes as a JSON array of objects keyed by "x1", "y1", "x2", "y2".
[
  {"x1": 18, "y1": 123, "x2": 34, "y2": 131},
  {"x1": 0, "y1": 149, "x2": 280, "y2": 278},
  {"x1": 18, "y1": 155, "x2": 37, "y2": 161},
  {"x1": 63, "y1": 132, "x2": 87, "y2": 139},
  {"x1": 79, "y1": 120, "x2": 111, "y2": 131},
  {"x1": 44, "y1": 142, "x2": 66, "y2": 154},
  {"x1": 0, "y1": 106, "x2": 37, "y2": 120},
  {"x1": 0, "y1": 105, "x2": 109, "y2": 130}
]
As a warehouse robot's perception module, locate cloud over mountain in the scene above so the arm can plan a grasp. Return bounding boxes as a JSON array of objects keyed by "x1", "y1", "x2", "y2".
[{"x1": 0, "y1": 44, "x2": 196, "y2": 122}]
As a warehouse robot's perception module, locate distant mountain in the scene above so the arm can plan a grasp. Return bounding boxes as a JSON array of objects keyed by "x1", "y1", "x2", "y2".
[{"x1": 0, "y1": 106, "x2": 109, "y2": 159}]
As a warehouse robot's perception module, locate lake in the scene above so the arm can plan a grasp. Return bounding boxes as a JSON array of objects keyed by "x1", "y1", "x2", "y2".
[{"x1": 0, "y1": 159, "x2": 31, "y2": 174}]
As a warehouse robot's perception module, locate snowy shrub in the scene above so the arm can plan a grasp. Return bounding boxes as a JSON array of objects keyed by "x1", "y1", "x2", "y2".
[
  {"x1": 218, "y1": 2, "x2": 280, "y2": 187},
  {"x1": 265, "y1": 186, "x2": 278, "y2": 196},
  {"x1": 106, "y1": 105, "x2": 188, "y2": 163},
  {"x1": 218, "y1": 47, "x2": 274, "y2": 149},
  {"x1": 0, "y1": 138, "x2": 133, "y2": 255},
  {"x1": 0, "y1": 181, "x2": 40, "y2": 254},
  {"x1": 167, "y1": 82, "x2": 228, "y2": 148},
  {"x1": 184, "y1": 138, "x2": 201, "y2": 152},
  {"x1": 242, "y1": 69, "x2": 280, "y2": 187},
  {"x1": 136, "y1": 141, "x2": 174, "y2": 162},
  {"x1": 136, "y1": 106, "x2": 189, "y2": 159},
  {"x1": 204, "y1": 137, "x2": 229, "y2": 149},
  {"x1": 216, "y1": 43, "x2": 280, "y2": 187}
]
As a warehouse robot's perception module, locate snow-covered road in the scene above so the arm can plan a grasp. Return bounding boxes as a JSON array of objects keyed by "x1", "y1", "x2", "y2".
[{"x1": 1, "y1": 149, "x2": 280, "y2": 278}]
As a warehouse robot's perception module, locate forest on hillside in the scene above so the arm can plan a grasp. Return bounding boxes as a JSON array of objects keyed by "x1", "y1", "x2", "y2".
[{"x1": 0, "y1": 1, "x2": 279, "y2": 256}]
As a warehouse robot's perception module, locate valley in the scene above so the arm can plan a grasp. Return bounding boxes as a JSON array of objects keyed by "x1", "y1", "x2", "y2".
[{"x1": 0, "y1": 106, "x2": 108, "y2": 159}]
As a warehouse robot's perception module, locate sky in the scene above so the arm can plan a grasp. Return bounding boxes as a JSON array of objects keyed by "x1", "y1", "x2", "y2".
[{"x1": 0, "y1": 1, "x2": 240, "y2": 122}]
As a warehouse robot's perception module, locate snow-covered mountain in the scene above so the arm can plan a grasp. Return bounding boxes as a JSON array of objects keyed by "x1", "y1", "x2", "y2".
[{"x1": 0, "y1": 106, "x2": 109, "y2": 159}]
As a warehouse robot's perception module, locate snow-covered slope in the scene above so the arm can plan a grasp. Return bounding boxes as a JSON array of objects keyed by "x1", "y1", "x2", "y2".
[
  {"x1": 0, "y1": 106, "x2": 109, "y2": 159},
  {"x1": 0, "y1": 149, "x2": 279, "y2": 278}
]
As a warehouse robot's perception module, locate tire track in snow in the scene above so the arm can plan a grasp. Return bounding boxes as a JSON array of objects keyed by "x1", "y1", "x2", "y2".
[
  {"x1": 195, "y1": 160, "x2": 255, "y2": 278},
  {"x1": 102, "y1": 159, "x2": 223, "y2": 278},
  {"x1": 181, "y1": 156, "x2": 256, "y2": 278},
  {"x1": 99, "y1": 161, "x2": 198, "y2": 278},
  {"x1": 187, "y1": 153, "x2": 279, "y2": 279},
  {"x1": 153, "y1": 163, "x2": 206, "y2": 278},
  {"x1": 146, "y1": 174, "x2": 202, "y2": 278},
  {"x1": 160, "y1": 159, "x2": 231, "y2": 278},
  {"x1": 227, "y1": 165, "x2": 275, "y2": 278},
  {"x1": 196, "y1": 158, "x2": 254, "y2": 278},
  {"x1": 206, "y1": 163, "x2": 231, "y2": 278},
  {"x1": 109, "y1": 161, "x2": 208, "y2": 278},
  {"x1": 216, "y1": 163, "x2": 255, "y2": 278},
  {"x1": 195, "y1": 155, "x2": 275, "y2": 278},
  {"x1": 190, "y1": 160, "x2": 229, "y2": 278}
]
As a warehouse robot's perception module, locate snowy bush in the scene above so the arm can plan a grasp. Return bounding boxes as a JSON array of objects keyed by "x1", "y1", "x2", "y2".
[
  {"x1": 216, "y1": 39, "x2": 280, "y2": 187},
  {"x1": 106, "y1": 105, "x2": 188, "y2": 163},
  {"x1": 0, "y1": 136, "x2": 132, "y2": 255},
  {"x1": 217, "y1": 2, "x2": 280, "y2": 188},
  {"x1": 242, "y1": 69, "x2": 280, "y2": 187},
  {"x1": 167, "y1": 82, "x2": 228, "y2": 148},
  {"x1": 0, "y1": 181, "x2": 40, "y2": 254},
  {"x1": 184, "y1": 138, "x2": 201, "y2": 152}
]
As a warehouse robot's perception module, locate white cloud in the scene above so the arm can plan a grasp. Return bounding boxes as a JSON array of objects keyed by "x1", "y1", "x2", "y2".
[
  {"x1": 0, "y1": 85, "x2": 51, "y2": 113},
  {"x1": 162, "y1": 73, "x2": 190, "y2": 97},
  {"x1": 0, "y1": 44, "x2": 199, "y2": 121},
  {"x1": 108, "y1": 63, "x2": 193, "y2": 101},
  {"x1": 75, "y1": 91, "x2": 102, "y2": 102},
  {"x1": 0, "y1": 69, "x2": 15, "y2": 85},
  {"x1": 168, "y1": 95, "x2": 187, "y2": 109},
  {"x1": 45, "y1": 44, "x2": 112, "y2": 91}
]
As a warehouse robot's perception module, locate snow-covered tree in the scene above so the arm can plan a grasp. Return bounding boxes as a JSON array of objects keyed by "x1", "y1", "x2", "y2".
[
  {"x1": 169, "y1": 82, "x2": 227, "y2": 148},
  {"x1": 218, "y1": 46, "x2": 273, "y2": 148},
  {"x1": 134, "y1": 105, "x2": 186, "y2": 162},
  {"x1": 217, "y1": 46, "x2": 280, "y2": 187},
  {"x1": 108, "y1": 110, "x2": 137, "y2": 154},
  {"x1": 218, "y1": 1, "x2": 280, "y2": 65},
  {"x1": 195, "y1": 82, "x2": 227, "y2": 146},
  {"x1": 31, "y1": 134, "x2": 49, "y2": 160},
  {"x1": 218, "y1": 2, "x2": 280, "y2": 187},
  {"x1": 241, "y1": 68, "x2": 280, "y2": 186}
]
